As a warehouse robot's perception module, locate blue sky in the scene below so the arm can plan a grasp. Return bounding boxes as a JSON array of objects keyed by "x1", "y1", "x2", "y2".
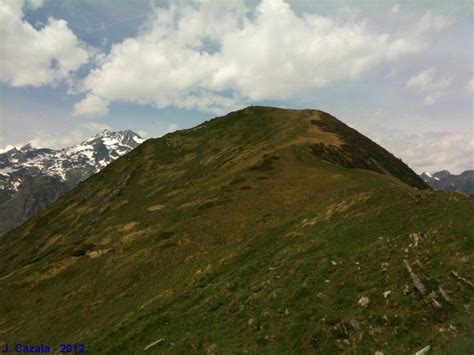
[{"x1": 0, "y1": 0, "x2": 472, "y2": 173}]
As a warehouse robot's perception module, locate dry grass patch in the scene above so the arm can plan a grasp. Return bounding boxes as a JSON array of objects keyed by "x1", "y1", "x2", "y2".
[
  {"x1": 119, "y1": 221, "x2": 139, "y2": 232},
  {"x1": 147, "y1": 204, "x2": 165, "y2": 212}
]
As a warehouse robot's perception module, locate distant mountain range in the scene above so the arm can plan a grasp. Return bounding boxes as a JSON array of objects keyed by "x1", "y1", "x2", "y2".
[
  {"x1": 420, "y1": 170, "x2": 474, "y2": 194},
  {"x1": 0, "y1": 129, "x2": 143, "y2": 234}
]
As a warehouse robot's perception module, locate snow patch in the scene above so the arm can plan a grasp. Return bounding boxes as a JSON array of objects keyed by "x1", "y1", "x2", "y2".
[{"x1": 0, "y1": 145, "x2": 17, "y2": 154}]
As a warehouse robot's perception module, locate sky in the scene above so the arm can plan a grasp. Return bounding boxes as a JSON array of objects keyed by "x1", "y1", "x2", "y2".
[{"x1": 0, "y1": 0, "x2": 472, "y2": 174}]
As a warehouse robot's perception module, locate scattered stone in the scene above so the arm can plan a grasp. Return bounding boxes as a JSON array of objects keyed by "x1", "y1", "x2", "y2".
[
  {"x1": 404, "y1": 260, "x2": 442, "y2": 308},
  {"x1": 358, "y1": 296, "x2": 369, "y2": 307},
  {"x1": 437, "y1": 286, "x2": 451, "y2": 303},
  {"x1": 383, "y1": 290, "x2": 392, "y2": 298},
  {"x1": 325, "y1": 279, "x2": 330, "y2": 283},
  {"x1": 375, "y1": 351, "x2": 384, "y2": 355},
  {"x1": 144, "y1": 338, "x2": 165, "y2": 350},
  {"x1": 248, "y1": 318, "x2": 255, "y2": 325},
  {"x1": 428, "y1": 291, "x2": 441, "y2": 308},
  {"x1": 409, "y1": 232, "x2": 423, "y2": 247},
  {"x1": 404, "y1": 260, "x2": 428, "y2": 296},
  {"x1": 86, "y1": 248, "x2": 112, "y2": 258},
  {"x1": 451, "y1": 271, "x2": 474, "y2": 288},
  {"x1": 331, "y1": 260, "x2": 338, "y2": 266},
  {"x1": 415, "y1": 345, "x2": 430, "y2": 355}
]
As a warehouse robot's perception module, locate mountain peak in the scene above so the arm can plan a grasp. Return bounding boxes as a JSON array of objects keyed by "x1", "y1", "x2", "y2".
[
  {"x1": 0, "y1": 128, "x2": 143, "y2": 234},
  {"x1": 20, "y1": 143, "x2": 35, "y2": 151},
  {"x1": 216, "y1": 107, "x2": 428, "y2": 189},
  {"x1": 0, "y1": 145, "x2": 17, "y2": 154},
  {"x1": 421, "y1": 169, "x2": 473, "y2": 194},
  {"x1": 433, "y1": 170, "x2": 451, "y2": 179}
]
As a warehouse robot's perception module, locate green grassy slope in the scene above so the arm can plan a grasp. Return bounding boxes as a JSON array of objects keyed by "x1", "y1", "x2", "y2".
[{"x1": 0, "y1": 107, "x2": 472, "y2": 354}]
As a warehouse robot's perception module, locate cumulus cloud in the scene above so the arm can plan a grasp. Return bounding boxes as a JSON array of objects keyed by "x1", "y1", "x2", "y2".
[
  {"x1": 74, "y1": 0, "x2": 438, "y2": 117},
  {"x1": 387, "y1": 130, "x2": 473, "y2": 174},
  {"x1": 352, "y1": 110, "x2": 472, "y2": 174},
  {"x1": 73, "y1": 94, "x2": 110, "y2": 117},
  {"x1": 406, "y1": 68, "x2": 454, "y2": 105},
  {"x1": 391, "y1": 4, "x2": 400, "y2": 15},
  {"x1": 467, "y1": 78, "x2": 474, "y2": 93},
  {"x1": 26, "y1": 0, "x2": 43, "y2": 10},
  {"x1": 0, "y1": 0, "x2": 91, "y2": 87},
  {"x1": 27, "y1": 122, "x2": 111, "y2": 149},
  {"x1": 415, "y1": 10, "x2": 451, "y2": 34}
]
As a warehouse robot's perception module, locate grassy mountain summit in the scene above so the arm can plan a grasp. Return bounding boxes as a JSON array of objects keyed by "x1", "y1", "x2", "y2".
[{"x1": 0, "y1": 107, "x2": 472, "y2": 354}]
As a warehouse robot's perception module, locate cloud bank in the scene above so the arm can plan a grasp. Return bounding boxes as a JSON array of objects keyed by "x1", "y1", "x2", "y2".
[
  {"x1": 73, "y1": 0, "x2": 440, "y2": 117},
  {"x1": 0, "y1": 0, "x2": 90, "y2": 87},
  {"x1": 406, "y1": 68, "x2": 454, "y2": 105}
]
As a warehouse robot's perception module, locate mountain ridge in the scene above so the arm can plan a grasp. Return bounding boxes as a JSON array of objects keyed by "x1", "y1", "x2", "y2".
[
  {"x1": 421, "y1": 170, "x2": 474, "y2": 194},
  {"x1": 0, "y1": 107, "x2": 472, "y2": 354},
  {"x1": 0, "y1": 129, "x2": 143, "y2": 234}
]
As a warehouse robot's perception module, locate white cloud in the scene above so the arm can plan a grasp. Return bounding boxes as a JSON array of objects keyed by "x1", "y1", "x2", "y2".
[
  {"x1": 74, "y1": 0, "x2": 438, "y2": 117},
  {"x1": 26, "y1": 0, "x2": 43, "y2": 10},
  {"x1": 0, "y1": 0, "x2": 91, "y2": 87},
  {"x1": 392, "y1": 131, "x2": 473, "y2": 174},
  {"x1": 160, "y1": 122, "x2": 179, "y2": 135},
  {"x1": 406, "y1": 68, "x2": 454, "y2": 105},
  {"x1": 27, "y1": 122, "x2": 111, "y2": 149},
  {"x1": 391, "y1": 4, "x2": 400, "y2": 15},
  {"x1": 73, "y1": 94, "x2": 110, "y2": 117},
  {"x1": 467, "y1": 78, "x2": 474, "y2": 93},
  {"x1": 352, "y1": 110, "x2": 473, "y2": 174},
  {"x1": 416, "y1": 10, "x2": 450, "y2": 34}
]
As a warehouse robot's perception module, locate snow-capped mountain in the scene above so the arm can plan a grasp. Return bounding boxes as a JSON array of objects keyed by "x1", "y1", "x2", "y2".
[
  {"x1": 0, "y1": 129, "x2": 143, "y2": 234},
  {"x1": 420, "y1": 170, "x2": 474, "y2": 194}
]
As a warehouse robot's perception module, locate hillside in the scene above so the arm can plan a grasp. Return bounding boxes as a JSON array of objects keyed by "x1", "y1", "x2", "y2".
[
  {"x1": 0, "y1": 130, "x2": 143, "y2": 235},
  {"x1": 0, "y1": 107, "x2": 472, "y2": 354}
]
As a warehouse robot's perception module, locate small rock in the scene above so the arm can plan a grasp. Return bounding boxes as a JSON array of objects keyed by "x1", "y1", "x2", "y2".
[
  {"x1": 358, "y1": 296, "x2": 369, "y2": 307},
  {"x1": 325, "y1": 279, "x2": 330, "y2": 283},
  {"x1": 144, "y1": 338, "x2": 165, "y2": 351},
  {"x1": 415, "y1": 345, "x2": 430, "y2": 355},
  {"x1": 331, "y1": 260, "x2": 338, "y2": 266},
  {"x1": 383, "y1": 290, "x2": 392, "y2": 298},
  {"x1": 248, "y1": 318, "x2": 254, "y2": 325},
  {"x1": 375, "y1": 351, "x2": 384, "y2": 355}
]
